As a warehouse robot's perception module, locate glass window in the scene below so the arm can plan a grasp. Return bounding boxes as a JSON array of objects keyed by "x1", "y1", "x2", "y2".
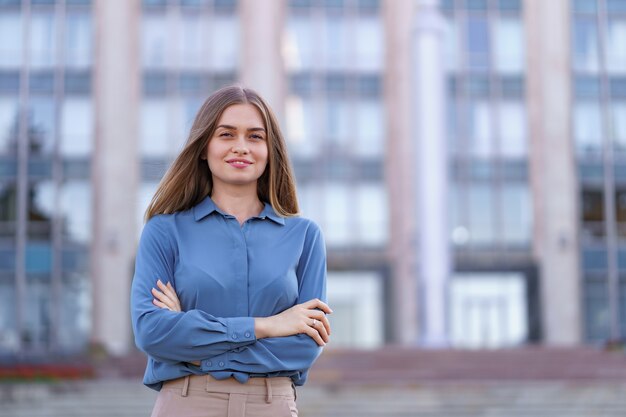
[
  {"x1": 141, "y1": 99, "x2": 169, "y2": 158},
  {"x1": 582, "y1": 190, "x2": 604, "y2": 222},
  {"x1": 28, "y1": 97, "x2": 56, "y2": 156},
  {"x1": 297, "y1": 183, "x2": 324, "y2": 227},
  {"x1": 354, "y1": 16, "x2": 382, "y2": 71},
  {"x1": 607, "y1": 18, "x2": 626, "y2": 74},
  {"x1": 498, "y1": 101, "x2": 526, "y2": 157},
  {"x1": 355, "y1": 99, "x2": 383, "y2": 157},
  {"x1": 142, "y1": 15, "x2": 168, "y2": 69},
  {"x1": 0, "y1": 13, "x2": 23, "y2": 68},
  {"x1": 468, "y1": 183, "x2": 495, "y2": 244},
  {"x1": 30, "y1": 180, "x2": 54, "y2": 241},
  {"x1": 614, "y1": 102, "x2": 626, "y2": 152},
  {"x1": 573, "y1": 0, "x2": 597, "y2": 14},
  {"x1": 467, "y1": 16, "x2": 489, "y2": 70},
  {"x1": 323, "y1": 17, "x2": 349, "y2": 70},
  {"x1": 286, "y1": 96, "x2": 319, "y2": 157},
  {"x1": 30, "y1": 13, "x2": 57, "y2": 69},
  {"x1": 61, "y1": 98, "x2": 92, "y2": 157},
  {"x1": 324, "y1": 183, "x2": 350, "y2": 246},
  {"x1": 211, "y1": 16, "x2": 238, "y2": 70},
  {"x1": 468, "y1": 100, "x2": 493, "y2": 157},
  {"x1": 0, "y1": 98, "x2": 18, "y2": 154},
  {"x1": 573, "y1": 17, "x2": 599, "y2": 72},
  {"x1": 574, "y1": 101, "x2": 603, "y2": 154},
  {"x1": 0, "y1": 281, "x2": 18, "y2": 354},
  {"x1": 137, "y1": 182, "x2": 158, "y2": 237},
  {"x1": 355, "y1": 183, "x2": 388, "y2": 245},
  {"x1": 60, "y1": 181, "x2": 91, "y2": 243},
  {"x1": 444, "y1": 18, "x2": 460, "y2": 73},
  {"x1": 284, "y1": 16, "x2": 314, "y2": 70},
  {"x1": 326, "y1": 99, "x2": 350, "y2": 150},
  {"x1": 65, "y1": 13, "x2": 92, "y2": 68},
  {"x1": 180, "y1": 14, "x2": 204, "y2": 69},
  {"x1": 501, "y1": 183, "x2": 531, "y2": 244},
  {"x1": 607, "y1": 0, "x2": 626, "y2": 13},
  {"x1": 493, "y1": 17, "x2": 524, "y2": 74}
]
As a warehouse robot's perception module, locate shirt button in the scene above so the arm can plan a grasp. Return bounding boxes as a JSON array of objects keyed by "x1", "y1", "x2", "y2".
[
  {"x1": 219, "y1": 361, "x2": 225, "y2": 367},
  {"x1": 244, "y1": 332, "x2": 251, "y2": 338},
  {"x1": 207, "y1": 361, "x2": 212, "y2": 367},
  {"x1": 232, "y1": 333, "x2": 238, "y2": 340}
]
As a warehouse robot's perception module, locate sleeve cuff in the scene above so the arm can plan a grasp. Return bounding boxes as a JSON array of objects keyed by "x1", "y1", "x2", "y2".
[{"x1": 224, "y1": 316, "x2": 256, "y2": 343}]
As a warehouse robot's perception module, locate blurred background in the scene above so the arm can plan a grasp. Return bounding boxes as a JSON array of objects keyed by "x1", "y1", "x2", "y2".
[{"x1": 2, "y1": 0, "x2": 626, "y2": 416}]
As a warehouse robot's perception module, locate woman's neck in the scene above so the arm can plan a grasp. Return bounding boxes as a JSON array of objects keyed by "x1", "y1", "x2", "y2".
[{"x1": 210, "y1": 186, "x2": 264, "y2": 225}]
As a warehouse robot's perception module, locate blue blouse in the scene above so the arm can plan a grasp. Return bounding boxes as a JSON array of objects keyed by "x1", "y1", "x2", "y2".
[{"x1": 130, "y1": 196, "x2": 327, "y2": 391}]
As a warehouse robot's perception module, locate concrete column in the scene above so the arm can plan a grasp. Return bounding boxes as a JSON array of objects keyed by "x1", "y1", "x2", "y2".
[
  {"x1": 383, "y1": 0, "x2": 419, "y2": 344},
  {"x1": 526, "y1": 0, "x2": 581, "y2": 345},
  {"x1": 92, "y1": 0, "x2": 140, "y2": 355},
  {"x1": 413, "y1": 0, "x2": 449, "y2": 347},
  {"x1": 239, "y1": 0, "x2": 286, "y2": 120}
]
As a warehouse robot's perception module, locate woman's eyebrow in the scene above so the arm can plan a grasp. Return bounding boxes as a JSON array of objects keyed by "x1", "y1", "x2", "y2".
[{"x1": 217, "y1": 124, "x2": 266, "y2": 132}]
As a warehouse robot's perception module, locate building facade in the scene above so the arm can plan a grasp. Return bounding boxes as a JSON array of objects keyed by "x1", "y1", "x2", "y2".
[{"x1": 0, "y1": 0, "x2": 624, "y2": 359}]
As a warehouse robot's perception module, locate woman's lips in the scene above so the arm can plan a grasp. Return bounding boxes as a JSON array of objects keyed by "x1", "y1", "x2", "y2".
[{"x1": 226, "y1": 159, "x2": 252, "y2": 169}]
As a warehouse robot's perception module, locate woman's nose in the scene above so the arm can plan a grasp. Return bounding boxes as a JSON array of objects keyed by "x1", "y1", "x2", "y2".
[{"x1": 231, "y1": 135, "x2": 249, "y2": 154}]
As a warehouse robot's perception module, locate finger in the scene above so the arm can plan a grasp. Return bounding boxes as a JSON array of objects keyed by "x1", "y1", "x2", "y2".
[
  {"x1": 303, "y1": 298, "x2": 333, "y2": 314},
  {"x1": 311, "y1": 310, "x2": 332, "y2": 337},
  {"x1": 311, "y1": 316, "x2": 330, "y2": 343},
  {"x1": 167, "y1": 282, "x2": 182, "y2": 310},
  {"x1": 303, "y1": 324, "x2": 325, "y2": 347},
  {"x1": 152, "y1": 299, "x2": 171, "y2": 311},
  {"x1": 152, "y1": 288, "x2": 176, "y2": 310},
  {"x1": 157, "y1": 280, "x2": 181, "y2": 309}
]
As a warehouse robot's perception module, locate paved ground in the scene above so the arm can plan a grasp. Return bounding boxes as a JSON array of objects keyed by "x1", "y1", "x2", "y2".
[
  {"x1": 2, "y1": 379, "x2": 626, "y2": 417},
  {"x1": 3, "y1": 347, "x2": 626, "y2": 417}
]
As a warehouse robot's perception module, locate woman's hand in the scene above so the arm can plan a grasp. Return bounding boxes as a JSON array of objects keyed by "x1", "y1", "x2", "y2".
[
  {"x1": 151, "y1": 279, "x2": 181, "y2": 312},
  {"x1": 255, "y1": 299, "x2": 333, "y2": 347}
]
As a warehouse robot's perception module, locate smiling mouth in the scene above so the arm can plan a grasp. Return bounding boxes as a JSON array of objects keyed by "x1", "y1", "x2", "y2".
[{"x1": 227, "y1": 160, "x2": 252, "y2": 167}]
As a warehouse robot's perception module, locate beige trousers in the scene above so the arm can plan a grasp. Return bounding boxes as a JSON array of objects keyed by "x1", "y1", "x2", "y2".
[{"x1": 151, "y1": 374, "x2": 298, "y2": 417}]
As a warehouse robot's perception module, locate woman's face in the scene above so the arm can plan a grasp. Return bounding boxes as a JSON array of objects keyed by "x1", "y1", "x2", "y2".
[{"x1": 205, "y1": 103, "x2": 269, "y2": 191}]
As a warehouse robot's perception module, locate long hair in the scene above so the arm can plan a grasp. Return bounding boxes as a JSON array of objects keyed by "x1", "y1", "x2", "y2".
[{"x1": 144, "y1": 85, "x2": 300, "y2": 222}]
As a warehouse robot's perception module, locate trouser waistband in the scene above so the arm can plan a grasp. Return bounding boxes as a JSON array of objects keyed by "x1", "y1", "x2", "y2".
[{"x1": 162, "y1": 374, "x2": 296, "y2": 403}]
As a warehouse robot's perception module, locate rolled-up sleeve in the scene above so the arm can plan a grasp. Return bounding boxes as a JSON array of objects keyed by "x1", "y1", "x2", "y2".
[
  {"x1": 202, "y1": 223, "x2": 327, "y2": 385},
  {"x1": 130, "y1": 216, "x2": 257, "y2": 364}
]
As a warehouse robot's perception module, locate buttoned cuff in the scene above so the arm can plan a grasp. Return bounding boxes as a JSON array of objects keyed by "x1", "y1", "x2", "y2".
[{"x1": 200, "y1": 317, "x2": 256, "y2": 371}]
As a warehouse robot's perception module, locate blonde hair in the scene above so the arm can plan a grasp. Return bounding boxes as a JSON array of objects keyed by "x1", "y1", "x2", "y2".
[{"x1": 144, "y1": 85, "x2": 299, "y2": 222}]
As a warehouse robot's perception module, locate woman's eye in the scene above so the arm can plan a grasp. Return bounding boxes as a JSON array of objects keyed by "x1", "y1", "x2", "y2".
[
  {"x1": 219, "y1": 132, "x2": 233, "y2": 137},
  {"x1": 250, "y1": 134, "x2": 264, "y2": 140}
]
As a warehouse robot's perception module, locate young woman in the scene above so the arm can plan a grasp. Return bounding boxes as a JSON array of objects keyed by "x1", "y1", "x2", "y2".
[{"x1": 130, "y1": 85, "x2": 332, "y2": 417}]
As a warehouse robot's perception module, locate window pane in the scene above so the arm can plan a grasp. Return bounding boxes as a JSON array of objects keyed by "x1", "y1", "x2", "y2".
[
  {"x1": 573, "y1": 18, "x2": 599, "y2": 72},
  {"x1": 355, "y1": 183, "x2": 388, "y2": 245},
  {"x1": 614, "y1": 101, "x2": 626, "y2": 152},
  {"x1": 285, "y1": 16, "x2": 314, "y2": 70},
  {"x1": 467, "y1": 16, "x2": 489, "y2": 70},
  {"x1": 180, "y1": 14, "x2": 204, "y2": 69},
  {"x1": 444, "y1": 18, "x2": 460, "y2": 72},
  {"x1": 574, "y1": 101, "x2": 603, "y2": 154},
  {"x1": 326, "y1": 99, "x2": 350, "y2": 150},
  {"x1": 30, "y1": 13, "x2": 57, "y2": 68},
  {"x1": 323, "y1": 17, "x2": 348, "y2": 70},
  {"x1": 60, "y1": 181, "x2": 91, "y2": 243},
  {"x1": 493, "y1": 17, "x2": 524, "y2": 74},
  {"x1": 468, "y1": 100, "x2": 493, "y2": 157},
  {"x1": 324, "y1": 183, "x2": 350, "y2": 246},
  {"x1": 498, "y1": 101, "x2": 526, "y2": 157},
  {"x1": 141, "y1": 100, "x2": 169, "y2": 157},
  {"x1": 501, "y1": 184, "x2": 531, "y2": 244},
  {"x1": 211, "y1": 16, "x2": 238, "y2": 70},
  {"x1": 61, "y1": 98, "x2": 92, "y2": 157},
  {"x1": 0, "y1": 98, "x2": 18, "y2": 154},
  {"x1": 142, "y1": 15, "x2": 168, "y2": 69},
  {"x1": 286, "y1": 96, "x2": 318, "y2": 157},
  {"x1": 65, "y1": 13, "x2": 92, "y2": 68},
  {"x1": 607, "y1": 18, "x2": 626, "y2": 74},
  {"x1": 28, "y1": 97, "x2": 56, "y2": 156},
  {"x1": 355, "y1": 100, "x2": 383, "y2": 157},
  {"x1": 0, "y1": 279, "x2": 18, "y2": 354},
  {"x1": 0, "y1": 13, "x2": 23, "y2": 68},
  {"x1": 468, "y1": 183, "x2": 495, "y2": 244},
  {"x1": 355, "y1": 16, "x2": 383, "y2": 71}
]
